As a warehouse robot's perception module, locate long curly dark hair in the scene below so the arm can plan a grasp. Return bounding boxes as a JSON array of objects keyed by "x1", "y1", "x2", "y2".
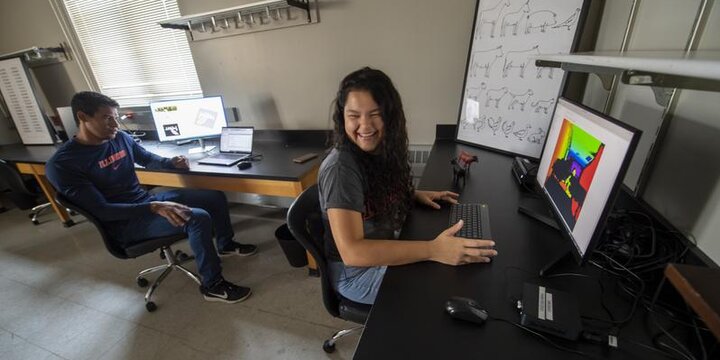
[{"x1": 331, "y1": 67, "x2": 414, "y2": 229}]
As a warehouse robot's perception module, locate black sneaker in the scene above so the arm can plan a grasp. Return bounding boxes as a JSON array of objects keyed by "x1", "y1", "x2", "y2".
[
  {"x1": 201, "y1": 278, "x2": 252, "y2": 303},
  {"x1": 218, "y1": 241, "x2": 258, "y2": 257}
]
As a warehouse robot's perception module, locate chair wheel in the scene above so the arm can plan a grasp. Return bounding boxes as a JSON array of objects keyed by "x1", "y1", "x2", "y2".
[
  {"x1": 145, "y1": 302, "x2": 157, "y2": 312},
  {"x1": 137, "y1": 277, "x2": 149, "y2": 287},
  {"x1": 322, "y1": 340, "x2": 336, "y2": 353},
  {"x1": 28, "y1": 213, "x2": 34, "y2": 219},
  {"x1": 32, "y1": 219, "x2": 39, "y2": 225},
  {"x1": 176, "y1": 250, "x2": 190, "y2": 261}
]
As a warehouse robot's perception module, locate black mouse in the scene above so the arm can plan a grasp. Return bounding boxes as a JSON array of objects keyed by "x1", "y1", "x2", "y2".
[
  {"x1": 237, "y1": 161, "x2": 252, "y2": 170},
  {"x1": 445, "y1": 296, "x2": 488, "y2": 325}
]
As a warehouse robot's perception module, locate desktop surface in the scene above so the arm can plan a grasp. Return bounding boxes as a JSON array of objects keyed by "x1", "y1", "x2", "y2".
[
  {"x1": 0, "y1": 137, "x2": 326, "y2": 182},
  {"x1": 354, "y1": 140, "x2": 663, "y2": 360}
]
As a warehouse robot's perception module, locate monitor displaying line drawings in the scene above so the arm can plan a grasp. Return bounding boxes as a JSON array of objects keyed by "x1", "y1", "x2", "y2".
[
  {"x1": 150, "y1": 96, "x2": 227, "y2": 143},
  {"x1": 456, "y1": 0, "x2": 587, "y2": 158},
  {"x1": 536, "y1": 98, "x2": 639, "y2": 261}
]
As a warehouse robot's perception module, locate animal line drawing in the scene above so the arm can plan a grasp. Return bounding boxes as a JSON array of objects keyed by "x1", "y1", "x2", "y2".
[
  {"x1": 552, "y1": 8, "x2": 581, "y2": 30},
  {"x1": 485, "y1": 87, "x2": 509, "y2": 108},
  {"x1": 470, "y1": 46, "x2": 504, "y2": 78},
  {"x1": 488, "y1": 116, "x2": 502, "y2": 135},
  {"x1": 513, "y1": 124, "x2": 531, "y2": 140},
  {"x1": 500, "y1": 0, "x2": 530, "y2": 37},
  {"x1": 507, "y1": 89, "x2": 534, "y2": 111},
  {"x1": 532, "y1": 97, "x2": 555, "y2": 114},
  {"x1": 476, "y1": 0, "x2": 511, "y2": 39},
  {"x1": 527, "y1": 127, "x2": 546, "y2": 144},
  {"x1": 525, "y1": 10, "x2": 557, "y2": 34},
  {"x1": 502, "y1": 45, "x2": 540, "y2": 78},
  {"x1": 501, "y1": 119, "x2": 516, "y2": 138}
]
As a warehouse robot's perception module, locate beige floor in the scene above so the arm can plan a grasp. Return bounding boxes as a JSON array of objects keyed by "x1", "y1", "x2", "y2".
[{"x1": 0, "y1": 203, "x2": 360, "y2": 360}]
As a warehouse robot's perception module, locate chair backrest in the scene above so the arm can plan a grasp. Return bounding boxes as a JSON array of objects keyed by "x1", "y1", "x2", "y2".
[
  {"x1": 54, "y1": 192, "x2": 130, "y2": 259},
  {"x1": 0, "y1": 159, "x2": 40, "y2": 210},
  {"x1": 286, "y1": 184, "x2": 341, "y2": 318}
]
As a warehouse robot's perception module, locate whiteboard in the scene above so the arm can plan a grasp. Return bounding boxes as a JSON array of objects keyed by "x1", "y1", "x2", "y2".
[
  {"x1": 0, "y1": 57, "x2": 55, "y2": 145},
  {"x1": 456, "y1": 0, "x2": 586, "y2": 158}
]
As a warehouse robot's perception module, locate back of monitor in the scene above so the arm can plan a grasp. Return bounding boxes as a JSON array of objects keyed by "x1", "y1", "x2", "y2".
[{"x1": 57, "y1": 106, "x2": 77, "y2": 140}]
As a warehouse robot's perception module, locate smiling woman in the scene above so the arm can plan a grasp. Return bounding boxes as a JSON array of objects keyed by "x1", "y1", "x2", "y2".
[{"x1": 317, "y1": 67, "x2": 498, "y2": 305}]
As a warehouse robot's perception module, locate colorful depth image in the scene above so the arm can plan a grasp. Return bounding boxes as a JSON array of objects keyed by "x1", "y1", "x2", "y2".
[{"x1": 544, "y1": 119, "x2": 605, "y2": 230}]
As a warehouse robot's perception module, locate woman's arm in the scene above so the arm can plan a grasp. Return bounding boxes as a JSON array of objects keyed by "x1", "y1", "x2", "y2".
[{"x1": 327, "y1": 208, "x2": 496, "y2": 267}]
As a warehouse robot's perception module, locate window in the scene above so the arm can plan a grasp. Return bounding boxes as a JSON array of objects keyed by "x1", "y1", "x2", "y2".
[{"x1": 53, "y1": 0, "x2": 202, "y2": 107}]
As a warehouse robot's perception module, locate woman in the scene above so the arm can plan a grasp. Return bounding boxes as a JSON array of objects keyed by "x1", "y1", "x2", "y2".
[{"x1": 319, "y1": 67, "x2": 497, "y2": 304}]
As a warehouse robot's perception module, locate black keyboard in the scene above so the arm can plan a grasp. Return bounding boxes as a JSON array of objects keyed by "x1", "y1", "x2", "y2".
[{"x1": 449, "y1": 203, "x2": 492, "y2": 239}]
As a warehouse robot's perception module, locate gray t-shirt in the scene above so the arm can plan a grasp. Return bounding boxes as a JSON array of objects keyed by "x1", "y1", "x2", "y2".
[{"x1": 318, "y1": 148, "x2": 395, "y2": 262}]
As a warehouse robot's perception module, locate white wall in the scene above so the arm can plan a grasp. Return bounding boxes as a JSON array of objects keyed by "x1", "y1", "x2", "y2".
[
  {"x1": 583, "y1": 0, "x2": 720, "y2": 264},
  {"x1": 0, "y1": 0, "x2": 718, "y2": 264},
  {"x1": 178, "y1": 0, "x2": 477, "y2": 145}
]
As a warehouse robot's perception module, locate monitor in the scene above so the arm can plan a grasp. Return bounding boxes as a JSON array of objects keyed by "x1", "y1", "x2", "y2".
[
  {"x1": 536, "y1": 98, "x2": 640, "y2": 264},
  {"x1": 150, "y1": 96, "x2": 228, "y2": 143}
]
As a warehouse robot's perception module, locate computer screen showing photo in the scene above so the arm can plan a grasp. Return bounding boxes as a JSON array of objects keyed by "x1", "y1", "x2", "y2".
[
  {"x1": 151, "y1": 96, "x2": 228, "y2": 142},
  {"x1": 536, "y1": 98, "x2": 639, "y2": 261}
]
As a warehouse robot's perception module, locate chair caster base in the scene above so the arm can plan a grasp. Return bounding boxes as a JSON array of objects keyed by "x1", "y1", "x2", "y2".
[
  {"x1": 322, "y1": 340, "x2": 336, "y2": 353},
  {"x1": 137, "y1": 277, "x2": 149, "y2": 288},
  {"x1": 63, "y1": 219, "x2": 75, "y2": 227},
  {"x1": 145, "y1": 301, "x2": 157, "y2": 312}
]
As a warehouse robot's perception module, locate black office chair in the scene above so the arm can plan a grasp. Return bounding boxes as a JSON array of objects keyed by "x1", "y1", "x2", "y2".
[
  {"x1": 0, "y1": 159, "x2": 53, "y2": 225},
  {"x1": 286, "y1": 184, "x2": 371, "y2": 353},
  {"x1": 55, "y1": 193, "x2": 201, "y2": 312}
]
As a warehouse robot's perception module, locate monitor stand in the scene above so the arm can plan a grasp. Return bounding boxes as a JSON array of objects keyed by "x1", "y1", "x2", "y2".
[
  {"x1": 182, "y1": 138, "x2": 215, "y2": 154},
  {"x1": 517, "y1": 197, "x2": 574, "y2": 276}
]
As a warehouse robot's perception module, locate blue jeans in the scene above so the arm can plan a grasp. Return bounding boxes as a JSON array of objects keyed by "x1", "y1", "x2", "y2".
[
  {"x1": 328, "y1": 261, "x2": 387, "y2": 305},
  {"x1": 118, "y1": 189, "x2": 235, "y2": 287}
]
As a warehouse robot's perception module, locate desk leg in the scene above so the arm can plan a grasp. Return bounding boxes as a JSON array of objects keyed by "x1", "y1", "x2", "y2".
[{"x1": 29, "y1": 169, "x2": 74, "y2": 227}]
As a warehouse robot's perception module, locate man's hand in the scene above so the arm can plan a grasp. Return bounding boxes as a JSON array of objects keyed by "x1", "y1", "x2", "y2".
[
  {"x1": 171, "y1": 155, "x2": 189, "y2": 169},
  {"x1": 430, "y1": 220, "x2": 497, "y2": 265},
  {"x1": 150, "y1": 201, "x2": 191, "y2": 227},
  {"x1": 415, "y1": 190, "x2": 459, "y2": 210}
]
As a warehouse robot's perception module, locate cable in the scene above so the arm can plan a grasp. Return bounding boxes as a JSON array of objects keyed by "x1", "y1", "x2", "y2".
[
  {"x1": 589, "y1": 252, "x2": 645, "y2": 327},
  {"x1": 489, "y1": 317, "x2": 603, "y2": 360},
  {"x1": 648, "y1": 277, "x2": 697, "y2": 360}
]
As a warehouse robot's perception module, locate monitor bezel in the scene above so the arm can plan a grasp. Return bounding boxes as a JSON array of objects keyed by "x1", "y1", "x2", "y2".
[
  {"x1": 535, "y1": 97, "x2": 641, "y2": 265},
  {"x1": 150, "y1": 95, "x2": 228, "y2": 143},
  {"x1": 220, "y1": 126, "x2": 254, "y2": 154}
]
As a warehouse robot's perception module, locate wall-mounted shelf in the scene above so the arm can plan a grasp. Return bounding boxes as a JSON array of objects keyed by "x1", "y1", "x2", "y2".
[
  {"x1": 0, "y1": 44, "x2": 71, "y2": 67},
  {"x1": 535, "y1": 51, "x2": 720, "y2": 105},
  {"x1": 158, "y1": 0, "x2": 318, "y2": 41}
]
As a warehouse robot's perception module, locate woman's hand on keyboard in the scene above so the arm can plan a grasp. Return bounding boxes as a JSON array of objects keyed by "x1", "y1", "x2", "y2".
[
  {"x1": 414, "y1": 190, "x2": 459, "y2": 209},
  {"x1": 430, "y1": 220, "x2": 497, "y2": 265}
]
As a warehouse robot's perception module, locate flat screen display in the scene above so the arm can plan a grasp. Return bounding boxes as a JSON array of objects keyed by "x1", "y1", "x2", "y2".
[
  {"x1": 151, "y1": 96, "x2": 227, "y2": 142},
  {"x1": 536, "y1": 98, "x2": 639, "y2": 261}
]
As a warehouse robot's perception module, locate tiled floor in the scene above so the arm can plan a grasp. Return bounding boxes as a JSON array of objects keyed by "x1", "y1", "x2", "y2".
[{"x1": 0, "y1": 203, "x2": 360, "y2": 359}]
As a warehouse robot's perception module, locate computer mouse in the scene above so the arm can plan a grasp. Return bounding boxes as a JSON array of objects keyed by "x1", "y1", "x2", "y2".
[
  {"x1": 445, "y1": 296, "x2": 488, "y2": 325},
  {"x1": 237, "y1": 161, "x2": 252, "y2": 170}
]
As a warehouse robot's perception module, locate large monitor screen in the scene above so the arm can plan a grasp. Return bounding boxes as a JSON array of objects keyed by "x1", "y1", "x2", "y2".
[
  {"x1": 150, "y1": 96, "x2": 227, "y2": 142},
  {"x1": 536, "y1": 98, "x2": 639, "y2": 261}
]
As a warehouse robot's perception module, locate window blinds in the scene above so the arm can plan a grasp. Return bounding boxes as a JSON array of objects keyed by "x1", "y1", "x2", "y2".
[{"x1": 62, "y1": 0, "x2": 202, "y2": 106}]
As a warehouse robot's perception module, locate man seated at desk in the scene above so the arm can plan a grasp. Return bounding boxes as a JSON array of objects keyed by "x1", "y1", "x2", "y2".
[{"x1": 46, "y1": 91, "x2": 256, "y2": 304}]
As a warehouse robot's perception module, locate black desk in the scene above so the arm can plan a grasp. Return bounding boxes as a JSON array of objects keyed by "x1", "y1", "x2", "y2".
[
  {"x1": 354, "y1": 140, "x2": 662, "y2": 359},
  {"x1": 0, "y1": 130, "x2": 328, "y2": 225}
]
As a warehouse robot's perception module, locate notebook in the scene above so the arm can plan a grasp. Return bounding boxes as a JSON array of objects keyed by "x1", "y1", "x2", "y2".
[{"x1": 198, "y1": 127, "x2": 253, "y2": 166}]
